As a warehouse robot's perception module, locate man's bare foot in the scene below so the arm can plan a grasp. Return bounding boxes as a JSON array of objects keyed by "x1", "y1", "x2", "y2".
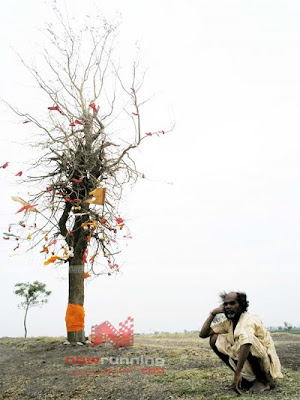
[{"x1": 249, "y1": 380, "x2": 270, "y2": 393}]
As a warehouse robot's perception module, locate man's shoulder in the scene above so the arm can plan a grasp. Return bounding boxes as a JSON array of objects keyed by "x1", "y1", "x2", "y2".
[{"x1": 240, "y1": 312, "x2": 263, "y2": 326}]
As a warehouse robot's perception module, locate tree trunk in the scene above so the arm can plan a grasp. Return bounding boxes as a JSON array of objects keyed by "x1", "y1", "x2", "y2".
[
  {"x1": 67, "y1": 257, "x2": 85, "y2": 342},
  {"x1": 66, "y1": 117, "x2": 92, "y2": 343},
  {"x1": 24, "y1": 304, "x2": 29, "y2": 338}
]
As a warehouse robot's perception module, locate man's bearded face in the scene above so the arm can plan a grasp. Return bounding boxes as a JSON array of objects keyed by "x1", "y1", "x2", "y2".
[{"x1": 223, "y1": 293, "x2": 243, "y2": 320}]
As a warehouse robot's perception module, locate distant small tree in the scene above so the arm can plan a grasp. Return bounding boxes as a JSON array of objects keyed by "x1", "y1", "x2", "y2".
[
  {"x1": 14, "y1": 281, "x2": 52, "y2": 338},
  {"x1": 283, "y1": 321, "x2": 292, "y2": 332}
]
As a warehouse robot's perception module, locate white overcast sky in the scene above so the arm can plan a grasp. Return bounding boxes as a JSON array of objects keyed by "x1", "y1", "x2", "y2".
[{"x1": 1, "y1": 0, "x2": 300, "y2": 337}]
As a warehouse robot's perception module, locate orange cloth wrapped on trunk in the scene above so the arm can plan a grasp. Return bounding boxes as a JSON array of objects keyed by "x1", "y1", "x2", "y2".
[{"x1": 65, "y1": 303, "x2": 84, "y2": 332}]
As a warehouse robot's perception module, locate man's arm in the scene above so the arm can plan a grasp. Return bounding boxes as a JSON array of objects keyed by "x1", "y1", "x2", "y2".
[
  {"x1": 199, "y1": 306, "x2": 224, "y2": 338},
  {"x1": 233, "y1": 343, "x2": 251, "y2": 395}
]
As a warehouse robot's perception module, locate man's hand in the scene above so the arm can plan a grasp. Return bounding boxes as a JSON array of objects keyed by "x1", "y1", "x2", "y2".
[
  {"x1": 199, "y1": 305, "x2": 224, "y2": 338},
  {"x1": 233, "y1": 371, "x2": 242, "y2": 395},
  {"x1": 211, "y1": 305, "x2": 224, "y2": 316},
  {"x1": 233, "y1": 344, "x2": 251, "y2": 395}
]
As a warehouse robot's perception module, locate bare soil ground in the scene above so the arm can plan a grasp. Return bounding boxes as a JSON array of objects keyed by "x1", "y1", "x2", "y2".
[{"x1": 0, "y1": 333, "x2": 299, "y2": 399}]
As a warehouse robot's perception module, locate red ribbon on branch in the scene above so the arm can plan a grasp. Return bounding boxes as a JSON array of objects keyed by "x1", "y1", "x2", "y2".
[
  {"x1": 48, "y1": 105, "x2": 64, "y2": 115},
  {"x1": 89, "y1": 103, "x2": 98, "y2": 114}
]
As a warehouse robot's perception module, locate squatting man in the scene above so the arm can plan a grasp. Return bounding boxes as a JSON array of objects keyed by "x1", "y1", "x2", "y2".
[{"x1": 199, "y1": 292, "x2": 283, "y2": 395}]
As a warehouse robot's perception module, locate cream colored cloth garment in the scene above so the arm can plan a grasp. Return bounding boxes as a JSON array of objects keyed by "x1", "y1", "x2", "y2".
[{"x1": 212, "y1": 312, "x2": 283, "y2": 382}]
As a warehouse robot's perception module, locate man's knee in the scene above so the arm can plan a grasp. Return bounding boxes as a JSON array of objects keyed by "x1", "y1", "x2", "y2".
[{"x1": 210, "y1": 333, "x2": 218, "y2": 349}]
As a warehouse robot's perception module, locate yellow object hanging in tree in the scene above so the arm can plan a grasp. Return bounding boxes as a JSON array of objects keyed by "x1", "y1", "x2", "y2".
[
  {"x1": 85, "y1": 188, "x2": 106, "y2": 205},
  {"x1": 44, "y1": 255, "x2": 60, "y2": 265}
]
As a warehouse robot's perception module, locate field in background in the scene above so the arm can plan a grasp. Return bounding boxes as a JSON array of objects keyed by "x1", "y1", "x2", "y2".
[
  {"x1": 269, "y1": 329, "x2": 300, "y2": 335},
  {"x1": 0, "y1": 333, "x2": 299, "y2": 399}
]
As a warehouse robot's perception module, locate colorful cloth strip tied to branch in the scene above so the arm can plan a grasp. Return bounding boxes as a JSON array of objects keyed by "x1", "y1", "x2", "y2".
[{"x1": 85, "y1": 188, "x2": 106, "y2": 205}]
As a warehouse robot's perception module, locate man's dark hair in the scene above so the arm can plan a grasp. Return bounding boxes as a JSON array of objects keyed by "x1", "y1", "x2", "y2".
[{"x1": 219, "y1": 291, "x2": 249, "y2": 312}]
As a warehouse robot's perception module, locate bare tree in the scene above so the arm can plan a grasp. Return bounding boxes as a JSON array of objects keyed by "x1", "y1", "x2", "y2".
[
  {"x1": 14, "y1": 281, "x2": 51, "y2": 338},
  {"x1": 5, "y1": 7, "x2": 170, "y2": 343}
]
